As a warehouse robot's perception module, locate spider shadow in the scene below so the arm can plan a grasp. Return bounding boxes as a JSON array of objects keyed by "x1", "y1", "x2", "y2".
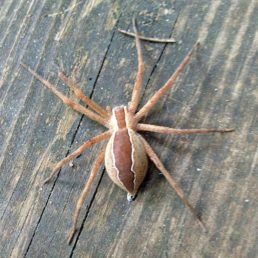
[{"x1": 53, "y1": 155, "x2": 96, "y2": 188}]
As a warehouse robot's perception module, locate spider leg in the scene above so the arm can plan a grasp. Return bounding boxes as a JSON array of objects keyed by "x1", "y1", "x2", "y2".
[
  {"x1": 58, "y1": 72, "x2": 108, "y2": 118},
  {"x1": 139, "y1": 135, "x2": 207, "y2": 232},
  {"x1": 44, "y1": 131, "x2": 110, "y2": 184},
  {"x1": 67, "y1": 147, "x2": 105, "y2": 244},
  {"x1": 21, "y1": 63, "x2": 108, "y2": 127},
  {"x1": 137, "y1": 124, "x2": 234, "y2": 134},
  {"x1": 135, "y1": 43, "x2": 198, "y2": 121},
  {"x1": 128, "y1": 18, "x2": 145, "y2": 114}
]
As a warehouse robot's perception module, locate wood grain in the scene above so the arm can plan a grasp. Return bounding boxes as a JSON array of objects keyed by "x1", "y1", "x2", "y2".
[{"x1": 0, "y1": 0, "x2": 257, "y2": 257}]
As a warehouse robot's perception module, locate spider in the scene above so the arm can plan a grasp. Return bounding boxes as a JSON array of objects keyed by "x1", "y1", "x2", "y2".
[{"x1": 21, "y1": 19, "x2": 233, "y2": 244}]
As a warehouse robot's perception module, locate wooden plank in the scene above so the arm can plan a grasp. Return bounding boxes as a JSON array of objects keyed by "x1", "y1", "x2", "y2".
[{"x1": 0, "y1": 0, "x2": 257, "y2": 257}]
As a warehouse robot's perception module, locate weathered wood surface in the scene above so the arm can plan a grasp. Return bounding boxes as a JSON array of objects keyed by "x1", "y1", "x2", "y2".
[{"x1": 0, "y1": 0, "x2": 257, "y2": 257}]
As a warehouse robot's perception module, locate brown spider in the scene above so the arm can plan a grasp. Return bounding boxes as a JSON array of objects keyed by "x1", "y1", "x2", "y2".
[{"x1": 21, "y1": 19, "x2": 233, "y2": 244}]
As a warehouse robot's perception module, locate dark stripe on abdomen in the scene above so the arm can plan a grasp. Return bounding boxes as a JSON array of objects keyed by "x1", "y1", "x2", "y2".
[{"x1": 113, "y1": 129, "x2": 134, "y2": 193}]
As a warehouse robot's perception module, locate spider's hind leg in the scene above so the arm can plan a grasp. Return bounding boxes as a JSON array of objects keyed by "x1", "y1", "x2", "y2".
[
  {"x1": 43, "y1": 131, "x2": 110, "y2": 184},
  {"x1": 140, "y1": 135, "x2": 207, "y2": 232},
  {"x1": 67, "y1": 148, "x2": 105, "y2": 244}
]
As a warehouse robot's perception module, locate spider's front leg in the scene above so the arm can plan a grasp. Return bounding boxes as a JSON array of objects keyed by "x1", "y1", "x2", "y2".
[
  {"x1": 128, "y1": 18, "x2": 145, "y2": 114},
  {"x1": 21, "y1": 63, "x2": 108, "y2": 127},
  {"x1": 58, "y1": 72, "x2": 108, "y2": 118},
  {"x1": 135, "y1": 43, "x2": 198, "y2": 121}
]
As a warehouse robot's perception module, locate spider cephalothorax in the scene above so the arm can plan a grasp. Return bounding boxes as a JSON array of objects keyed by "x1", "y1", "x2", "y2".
[{"x1": 22, "y1": 19, "x2": 233, "y2": 244}]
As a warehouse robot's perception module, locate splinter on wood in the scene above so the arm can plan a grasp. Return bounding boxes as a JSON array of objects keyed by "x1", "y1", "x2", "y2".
[{"x1": 21, "y1": 17, "x2": 234, "y2": 244}]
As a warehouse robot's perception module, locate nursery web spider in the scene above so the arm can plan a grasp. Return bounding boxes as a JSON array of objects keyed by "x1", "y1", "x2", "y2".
[{"x1": 22, "y1": 19, "x2": 233, "y2": 244}]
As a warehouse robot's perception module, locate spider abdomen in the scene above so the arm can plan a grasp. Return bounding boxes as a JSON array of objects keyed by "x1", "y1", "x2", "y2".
[{"x1": 105, "y1": 128, "x2": 148, "y2": 199}]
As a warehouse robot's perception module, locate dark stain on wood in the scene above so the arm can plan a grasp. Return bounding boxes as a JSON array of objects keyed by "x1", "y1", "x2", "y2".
[{"x1": 0, "y1": 0, "x2": 257, "y2": 257}]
